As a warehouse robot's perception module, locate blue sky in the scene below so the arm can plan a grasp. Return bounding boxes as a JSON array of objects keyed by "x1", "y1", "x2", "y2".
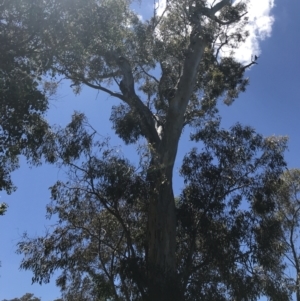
[{"x1": 0, "y1": 0, "x2": 299, "y2": 300}]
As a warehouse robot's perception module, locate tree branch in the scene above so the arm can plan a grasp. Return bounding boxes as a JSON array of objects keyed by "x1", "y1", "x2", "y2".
[
  {"x1": 80, "y1": 78, "x2": 126, "y2": 101},
  {"x1": 215, "y1": 35, "x2": 228, "y2": 60},
  {"x1": 97, "y1": 70, "x2": 122, "y2": 79},
  {"x1": 138, "y1": 64, "x2": 159, "y2": 84},
  {"x1": 213, "y1": 12, "x2": 248, "y2": 26},
  {"x1": 160, "y1": 26, "x2": 209, "y2": 169},
  {"x1": 202, "y1": 1, "x2": 246, "y2": 26},
  {"x1": 211, "y1": 0, "x2": 231, "y2": 15},
  {"x1": 240, "y1": 60, "x2": 258, "y2": 72},
  {"x1": 115, "y1": 56, "x2": 161, "y2": 146}
]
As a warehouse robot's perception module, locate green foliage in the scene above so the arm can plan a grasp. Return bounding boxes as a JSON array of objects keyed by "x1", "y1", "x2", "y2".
[
  {"x1": 110, "y1": 104, "x2": 144, "y2": 144},
  {"x1": 1, "y1": 293, "x2": 41, "y2": 301},
  {"x1": 271, "y1": 169, "x2": 300, "y2": 300},
  {"x1": 0, "y1": 203, "x2": 7, "y2": 216},
  {"x1": 1, "y1": 293, "x2": 63, "y2": 301},
  {"x1": 0, "y1": 0, "x2": 49, "y2": 193},
  {"x1": 10, "y1": 0, "x2": 251, "y2": 136},
  {"x1": 177, "y1": 122, "x2": 289, "y2": 300},
  {"x1": 2, "y1": 0, "x2": 291, "y2": 299}
]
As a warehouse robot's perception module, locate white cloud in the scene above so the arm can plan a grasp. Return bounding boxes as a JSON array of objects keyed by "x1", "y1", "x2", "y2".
[
  {"x1": 137, "y1": 14, "x2": 144, "y2": 21},
  {"x1": 230, "y1": 0, "x2": 275, "y2": 64},
  {"x1": 154, "y1": 0, "x2": 275, "y2": 64},
  {"x1": 155, "y1": 0, "x2": 167, "y2": 17}
]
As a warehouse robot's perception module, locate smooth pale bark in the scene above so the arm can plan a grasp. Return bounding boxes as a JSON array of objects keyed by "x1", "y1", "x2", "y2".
[{"x1": 146, "y1": 28, "x2": 209, "y2": 300}]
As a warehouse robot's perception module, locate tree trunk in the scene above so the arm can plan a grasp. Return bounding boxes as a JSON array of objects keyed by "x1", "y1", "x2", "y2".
[
  {"x1": 144, "y1": 17, "x2": 210, "y2": 301},
  {"x1": 147, "y1": 163, "x2": 181, "y2": 301}
]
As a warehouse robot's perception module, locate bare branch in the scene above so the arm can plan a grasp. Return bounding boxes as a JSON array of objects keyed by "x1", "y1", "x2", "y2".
[
  {"x1": 80, "y1": 78, "x2": 126, "y2": 101},
  {"x1": 115, "y1": 56, "x2": 161, "y2": 146},
  {"x1": 215, "y1": 35, "x2": 228, "y2": 60},
  {"x1": 240, "y1": 60, "x2": 258, "y2": 72},
  {"x1": 138, "y1": 64, "x2": 159, "y2": 84}
]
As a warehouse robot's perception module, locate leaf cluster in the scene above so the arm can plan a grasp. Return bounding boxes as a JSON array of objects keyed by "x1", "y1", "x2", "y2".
[{"x1": 0, "y1": 0, "x2": 49, "y2": 193}]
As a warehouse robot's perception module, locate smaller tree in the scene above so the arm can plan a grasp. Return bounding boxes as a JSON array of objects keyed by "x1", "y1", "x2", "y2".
[
  {"x1": 1, "y1": 293, "x2": 62, "y2": 301},
  {"x1": 275, "y1": 169, "x2": 300, "y2": 301},
  {"x1": 1, "y1": 293, "x2": 40, "y2": 301}
]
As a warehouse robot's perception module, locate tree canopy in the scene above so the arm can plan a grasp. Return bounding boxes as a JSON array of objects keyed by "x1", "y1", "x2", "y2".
[
  {"x1": 1, "y1": 293, "x2": 41, "y2": 301},
  {"x1": 0, "y1": 0, "x2": 292, "y2": 300},
  {"x1": 18, "y1": 114, "x2": 289, "y2": 301},
  {"x1": 0, "y1": 0, "x2": 49, "y2": 193},
  {"x1": 1, "y1": 293, "x2": 62, "y2": 301},
  {"x1": 272, "y1": 169, "x2": 300, "y2": 301}
]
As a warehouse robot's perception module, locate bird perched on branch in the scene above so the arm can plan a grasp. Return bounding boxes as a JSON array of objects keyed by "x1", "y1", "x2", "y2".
[{"x1": 251, "y1": 54, "x2": 259, "y2": 62}]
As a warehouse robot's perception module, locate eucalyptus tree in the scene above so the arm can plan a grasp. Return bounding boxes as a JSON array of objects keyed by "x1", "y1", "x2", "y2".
[{"x1": 13, "y1": 0, "x2": 290, "y2": 300}]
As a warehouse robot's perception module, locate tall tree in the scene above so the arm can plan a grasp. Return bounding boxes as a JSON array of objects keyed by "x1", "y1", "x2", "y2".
[{"x1": 13, "y1": 0, "x2": 289, "y2": 300}]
